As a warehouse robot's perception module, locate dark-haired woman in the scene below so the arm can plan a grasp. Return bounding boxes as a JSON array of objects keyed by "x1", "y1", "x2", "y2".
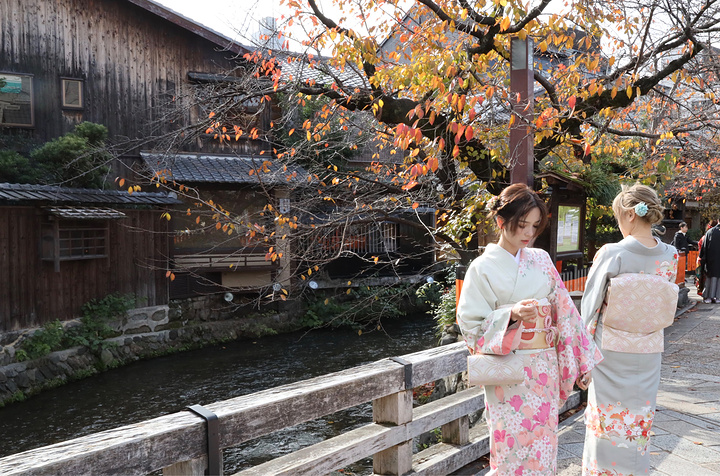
[{"x1": 457, "y1": 183, "x2": 602, "y2": 475}]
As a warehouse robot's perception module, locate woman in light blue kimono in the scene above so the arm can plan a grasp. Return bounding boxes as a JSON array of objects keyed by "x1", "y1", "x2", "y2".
[
  {"x1": 458, "y1": 183, "x2": 602, "y2": 475},
  {"x1": 581, "y1": 184, "x2": 678, "y2": 475}
]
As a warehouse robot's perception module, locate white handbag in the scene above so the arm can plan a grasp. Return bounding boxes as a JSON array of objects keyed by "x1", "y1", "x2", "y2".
[{"x1": 467, "y1": 352, "x2": 525, "y2": 386}]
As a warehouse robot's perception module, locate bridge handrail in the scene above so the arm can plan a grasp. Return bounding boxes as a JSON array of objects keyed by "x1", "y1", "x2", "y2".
[{"x1": 0, "y1": 342, "x2": 482, "y2": 475}]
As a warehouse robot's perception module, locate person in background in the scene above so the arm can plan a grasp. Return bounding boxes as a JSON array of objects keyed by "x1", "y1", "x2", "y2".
[
  {"x1": 700, "y1": 220, "x2": 720, "y2": 303},
  {"x1": 457, "y1": 183, "x2": 602, "y2": 475},
  {"x1": 696, "y1": 220, "x2": 718, "y2": 295},
  {"x1": 580, "y1": 184, "x2": 678, "y2": 475},
  {"x1": 672, "y1": 221, "x2": 697, "y2": 254}
]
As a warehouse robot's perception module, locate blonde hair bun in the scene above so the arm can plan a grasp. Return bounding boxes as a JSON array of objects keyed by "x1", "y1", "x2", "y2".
[{"x1": 612, "y1": 183, "x2": 664, "y2": 225}]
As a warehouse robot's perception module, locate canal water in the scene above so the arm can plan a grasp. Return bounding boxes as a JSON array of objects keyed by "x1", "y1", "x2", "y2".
[{"x1": 0, "y1": 313, "x2": 437, "y2": 473}]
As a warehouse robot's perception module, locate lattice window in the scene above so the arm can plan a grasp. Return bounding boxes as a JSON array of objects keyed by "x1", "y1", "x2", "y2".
[
  {"x1": 41, "y1": 217, "x2": 112, "y2": 272},
  {"x1": 314, "y1": 222, "x2": 397, "y2": 255}
]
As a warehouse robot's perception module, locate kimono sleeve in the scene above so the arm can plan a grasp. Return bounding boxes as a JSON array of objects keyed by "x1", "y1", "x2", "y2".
[
  {"x1": 581, "y1": 245, "x2": 621, "y2": 334},
  {"x1": 456, "y1": 258, "x2": 520, "y2": 355},
  {"x1": 541, "y1": 251, "x2": 603, "y2": 404}
]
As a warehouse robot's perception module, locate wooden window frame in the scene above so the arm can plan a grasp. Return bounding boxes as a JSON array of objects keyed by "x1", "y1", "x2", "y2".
[
  {"x1": 0, "y1": 72, "x2": 34, "y2": 127},
  {"x1": 61, "y1": 78, "x2": 84, "y2": 109},
  {"x1": 41, "y1": 220, "x2": 109, "y2": 272}
]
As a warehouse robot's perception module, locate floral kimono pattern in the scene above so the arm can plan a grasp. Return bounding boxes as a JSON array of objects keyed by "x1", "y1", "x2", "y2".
[
  {"x1": 457, "y1": 244, "x2": 603, "y2": 475},
  {"x1": 580, "y1": 237, "x2": 678, "y2": 476}
]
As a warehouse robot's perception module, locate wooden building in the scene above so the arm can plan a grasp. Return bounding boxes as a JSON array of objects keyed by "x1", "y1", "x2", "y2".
[
  {"x1": 0, "y1": 0, "x2": 295, "y2": 307},
  {"x1": 0, "y1": 183, "x2": 179, "y2": 331},
  {"x1": 0, "y1": 0, "x2": 251, "y2": 148}
]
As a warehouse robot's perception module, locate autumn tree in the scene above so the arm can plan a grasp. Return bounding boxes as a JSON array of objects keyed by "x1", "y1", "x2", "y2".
[
  {"x1": 234, "y1": 0, "x2": 720, "y2": 253},
  {"x1": 125, "y1": 0, "x2": 720, "y2": 321}
]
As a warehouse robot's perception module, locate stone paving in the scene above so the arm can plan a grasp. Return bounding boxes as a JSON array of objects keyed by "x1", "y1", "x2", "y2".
[{"x1": 470, "y1": 280, "x2": 720, "y2": 475}]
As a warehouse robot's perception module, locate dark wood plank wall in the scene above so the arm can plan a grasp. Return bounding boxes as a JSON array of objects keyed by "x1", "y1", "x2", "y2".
[
  {"x1": 0, "y1": 206, "x2": 170, "y2": 331},
  {"x1": 0, "y1": 0, "x2": 245, "y2": 144}
]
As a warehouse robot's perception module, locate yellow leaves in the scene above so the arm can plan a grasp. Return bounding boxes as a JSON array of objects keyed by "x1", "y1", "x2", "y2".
[
  {"x1": 289, "y1": 128, "x2": 295, "y2": 136},
  {"x1": 611, "y1": 87, "x2": 618, "y2": 99},
  {"x1": 538, "y1": 40, "x2": 548, "y2": 53},
  {"x1": 500, "y1": 16, "x2": 511, "y2": 32},
  {"x1": 626, "y1": 86, "x2": 633, "y2": 99},
  {"x1": 160, "y1": 212, "x2": 171, "y2": 221}
]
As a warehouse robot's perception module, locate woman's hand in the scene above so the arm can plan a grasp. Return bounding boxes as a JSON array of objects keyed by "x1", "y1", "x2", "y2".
[
  {"x1": 510, "y1": 299, "x2": 539, "y2": 323},
  {"x1": 576, "y1": 372, "x2": 592, "y2": 390}
]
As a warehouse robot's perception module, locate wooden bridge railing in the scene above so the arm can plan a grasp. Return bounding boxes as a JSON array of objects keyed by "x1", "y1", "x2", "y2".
[{"x1": 0, "y1": 342, "x2": 581, "y2": 476}]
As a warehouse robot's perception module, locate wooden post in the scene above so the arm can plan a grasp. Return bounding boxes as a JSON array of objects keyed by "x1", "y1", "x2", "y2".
[
  {"x1": 372, "y1": 390, "x2": 413, "y2": 475},
  {"x1": 509, "y1": 37, "x2": 535, "y2": 187},
  {"x1": 441, "y1": 415, "x2": 469, "y2": 445},
  {"x1": 163, "y1": 457, "x2": 208, "y2": 476}
]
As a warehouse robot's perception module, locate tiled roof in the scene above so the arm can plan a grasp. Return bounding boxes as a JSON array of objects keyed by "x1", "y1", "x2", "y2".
[
  {"x1": 277, "y1": 54, "x2": 368, "y2": 91},
  {"x1": 141, "y1": 152, "x2": 309, "y2": 185},
  {"x1": 0, "y1": 183, "x2": 181, "y2": 206}
]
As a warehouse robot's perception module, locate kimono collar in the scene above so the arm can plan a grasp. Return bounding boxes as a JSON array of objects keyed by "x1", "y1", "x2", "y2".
[
  {"x1": 484, "y1": 243, "x2": 521, "y2": 269},
  {"x1": 620, "y1": 236, "x2": 667, "y2": 256}
]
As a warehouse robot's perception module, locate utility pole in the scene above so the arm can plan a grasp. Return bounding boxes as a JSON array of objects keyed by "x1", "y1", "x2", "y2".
[{"x1": 509, "y1": 37, "x2": 535, "y2": 187}]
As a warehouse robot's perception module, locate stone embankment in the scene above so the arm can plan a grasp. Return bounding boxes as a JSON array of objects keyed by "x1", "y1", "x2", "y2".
[{"x1": 0, "y1": 296, "x2": 302, "y2": 407}]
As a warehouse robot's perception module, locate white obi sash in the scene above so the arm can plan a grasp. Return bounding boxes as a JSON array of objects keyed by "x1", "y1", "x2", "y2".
[{"x1": 601, "y1": 273, "x2": 678, "y2": 353}]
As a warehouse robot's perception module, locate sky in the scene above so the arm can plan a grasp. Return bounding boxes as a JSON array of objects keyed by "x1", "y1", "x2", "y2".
[{"x1": 154, "y1": 0, "x2": 569, "y2": 52}]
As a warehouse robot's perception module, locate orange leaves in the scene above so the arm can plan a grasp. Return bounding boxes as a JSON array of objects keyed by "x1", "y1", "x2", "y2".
[
  {"x1": 464, "y1": 125, "x2": 474, "y2": 141},
  {"x1": 165, "y1": 270, "x2": 176, "y2": 281},
  {"x1": 568, "y1": 95, "x2": 576, "y2": 112}
]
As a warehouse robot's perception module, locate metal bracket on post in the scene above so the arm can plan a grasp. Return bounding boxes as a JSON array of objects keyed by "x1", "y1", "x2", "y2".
[
  {"x1": 187, "y1": 404, "x2": 221, "y2": 476},
  {"x1": 389, "y1": 356, "x2": 413, "y2": 390}
]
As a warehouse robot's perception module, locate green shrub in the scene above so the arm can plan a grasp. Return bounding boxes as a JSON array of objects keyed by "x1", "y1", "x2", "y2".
[
  {"x1": 16, "y1": 320, "x2": 66, "y2": 361},
  {"x1": 416, "y1": 266, "x2": 458, "y2": 340},
  {"x1": 66, "y1": 293, "x2": 134, "y2": 355}
]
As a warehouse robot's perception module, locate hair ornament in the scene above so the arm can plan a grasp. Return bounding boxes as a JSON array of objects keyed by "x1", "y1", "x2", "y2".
[
  {"x1": 634, "y1": 202, "x2": 648, "y2": 217},
  {"x1": 485, "y1": 195, "x2": 500, "y2": 211}
]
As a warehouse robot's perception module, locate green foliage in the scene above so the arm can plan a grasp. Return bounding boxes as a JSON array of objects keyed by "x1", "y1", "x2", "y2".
[
  {"x1": 66, "y1": 293, "x2": 134, "y2": 355},
  {"x1": 416, "y1": 266, "x2": 458, "y2": 339},
  {"x1": 0, "y1": 149, "x2": 40, "y2": 183},
  {"x1": 16, "y1": 293, "x2": 134, "y2": 362},
  {"x1": 30, "y1": 122, "x2": 111, "y2": 188},
  {"x1": 16, "y1": 320, "x2": 66, "y2": 361},
  {"x1": 687, "y1": 228, "x2": 703, "y2": 242}
]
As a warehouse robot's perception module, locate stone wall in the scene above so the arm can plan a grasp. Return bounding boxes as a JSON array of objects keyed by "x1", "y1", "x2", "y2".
[{"x1": 0, "y1": 296, "x2": 304, "y2": 407}]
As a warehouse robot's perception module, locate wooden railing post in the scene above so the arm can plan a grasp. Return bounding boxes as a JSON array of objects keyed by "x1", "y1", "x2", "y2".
[
  {"x1": 163, "y1": 457, "x2": 208, "y2": 476},
  {"x1": 441, "y1": 415, "x2": 469, "y2": 445},
  {"x1": 372, "y1": 390, "x2": 413, "y2": 475}
]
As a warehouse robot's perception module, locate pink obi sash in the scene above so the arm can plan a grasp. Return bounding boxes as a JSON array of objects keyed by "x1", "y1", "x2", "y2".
[{"x1": 601, "y1": 273, "x2": 678, "y2": 353}]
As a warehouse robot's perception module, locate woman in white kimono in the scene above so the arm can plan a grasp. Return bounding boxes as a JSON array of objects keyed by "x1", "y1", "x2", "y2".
[
  {"x1": 457, "y1": 183, "x2": 603, "y2": 475},
  {"x1": 581, "y1": 184, "x2": 678, "y2": 475}
]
